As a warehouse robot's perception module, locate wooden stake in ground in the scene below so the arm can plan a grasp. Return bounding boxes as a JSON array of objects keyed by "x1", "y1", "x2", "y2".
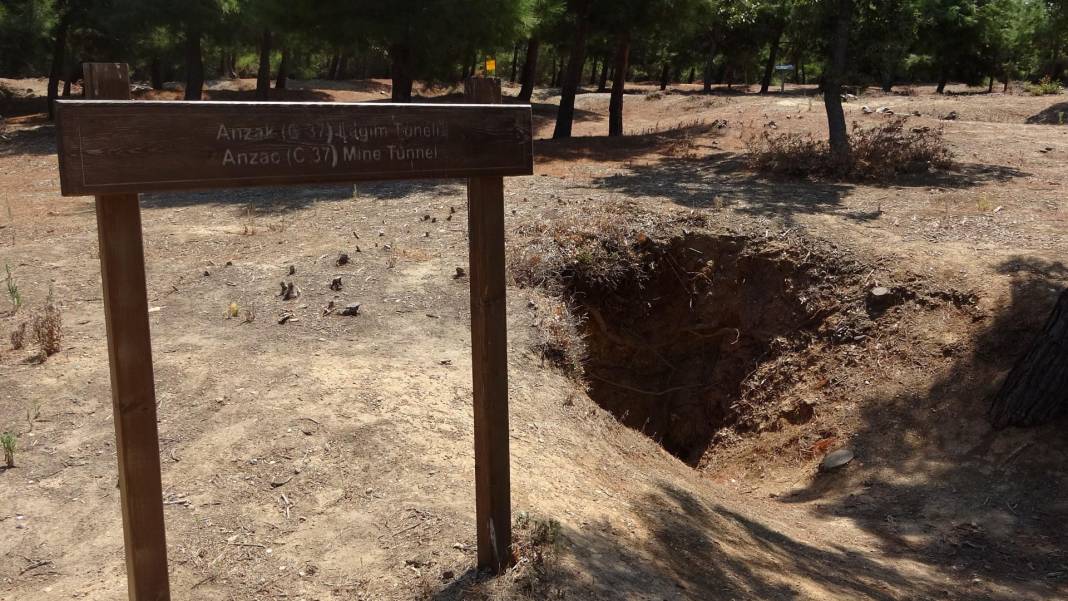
[
  {"x1": 464, "y1": 77, "x2": 513, "y2": 573},
  {"x1": 989, "y1": 288, "x2": 1068, "y2": 428},
  {"x1": 84, "y1": 62, "x2": 172, "y2": 601}
]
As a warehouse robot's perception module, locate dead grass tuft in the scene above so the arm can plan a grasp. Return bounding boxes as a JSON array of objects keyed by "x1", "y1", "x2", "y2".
[
  {"x1": 527, "y1": 294, "x2": 587, "y2": 378},
  {"x1": 10, "y1": 321, "x2": 26, "y2": 350},
  {"x1": 746, "y1": 117, "x2": 953, "y2": 180},
  {"x1": 32, "y1": 291, "x2": 62, "y2": 356}
]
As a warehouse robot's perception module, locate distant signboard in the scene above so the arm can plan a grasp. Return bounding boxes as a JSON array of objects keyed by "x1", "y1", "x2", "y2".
[{"x1": 774, "y1": 64, "x2": 795, "y2": 71}]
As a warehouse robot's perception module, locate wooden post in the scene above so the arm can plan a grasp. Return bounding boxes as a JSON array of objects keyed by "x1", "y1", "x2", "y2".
[
  {"x1": 464, "y1": 77, "x2": 512, "y2": 573},
  {"x1": 84, "y1": 63, "x2": 171, "y2": 601}
]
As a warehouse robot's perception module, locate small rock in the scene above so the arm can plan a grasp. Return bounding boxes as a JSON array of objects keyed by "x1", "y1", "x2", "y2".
[
  {"x1": 225, "y1": 261, "x2": 233, "y2": 266},
  {"x1": 336, "y1": 253, "x2": 349, "y2": 266},
  {"x1": 341, "y1": 303, "x2": 361, "y2": 316},
  {"x1": 820, "y1": 448, "x2": 855, "y2": 472},
  {"x1": 441, "y1": 570, "x2": 455, "y2": 582},
  {"x1": 942, "y1": 111, "x2": 958, "y2": 120},
  {"x1": 288, "y1": 265, "x2": 296, "y2": 275},
  {"x1": 278, "y1": 312, "x2": 294, "y2": 325},
  {"x1": 270, "y1": 475, "x2": 293, "y2": 488},
  {"x1": 330, "y1": 277, "x2": 343, "y2": 291},
  {"x1": 454, "y1": 267, "x2": 466, "y2": 279}
]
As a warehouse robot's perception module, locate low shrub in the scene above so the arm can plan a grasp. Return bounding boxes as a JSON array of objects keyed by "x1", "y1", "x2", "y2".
[
  {"x1": 1026, "y1": 76, "x2": 1062, "y2": 96},
  {"x1": 745, "y1": 118, "x2": 953, "y2": 180}
]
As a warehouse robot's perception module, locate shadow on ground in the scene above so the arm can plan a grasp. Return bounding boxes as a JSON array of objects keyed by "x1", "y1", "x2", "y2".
[
  {"x1": 1025, "y1": 101, "x2": 1068, "y2": 125},
  {"x1": 584, "y1": 152, "x2": 1029, "y2": 226}
]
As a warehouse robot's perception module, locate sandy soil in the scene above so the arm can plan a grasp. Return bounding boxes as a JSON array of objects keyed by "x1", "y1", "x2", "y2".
[{"x1": 1, "y1": 78, "x2": 1066, "y2": 600}]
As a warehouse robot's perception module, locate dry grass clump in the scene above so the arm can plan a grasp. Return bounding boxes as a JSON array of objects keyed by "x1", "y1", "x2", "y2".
[
  {"x1": 746, "y1": 117, "x2": 953, "y2": 180},
  {"x1": 32, "y1": 290, "x2": 62, "y2": 355},
  {"x1": 509, "y1": 216, "x2": 649, "y2": 295},
  {"x1": 527, "y1": 294, "x2": 586, "y2": 378},
  {"x1": 508, "y1": 512, "x2": 562, "y2": 596},
  {"x1": 10, "y1": 321, "x2": 26, "y2": 350}
]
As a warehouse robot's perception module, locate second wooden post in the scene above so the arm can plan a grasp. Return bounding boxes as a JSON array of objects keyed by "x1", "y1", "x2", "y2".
[{"x1": 464, "y1": 77, "x2": 513, "y2": 573}]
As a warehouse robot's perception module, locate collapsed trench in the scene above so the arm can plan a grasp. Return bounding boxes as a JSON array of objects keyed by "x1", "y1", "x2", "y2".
[{"x1": 566, "y1": 233, "x2": 837, "y2": 464}]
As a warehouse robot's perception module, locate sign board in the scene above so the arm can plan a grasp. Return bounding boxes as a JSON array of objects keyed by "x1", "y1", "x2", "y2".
[
  {"x1": 55, "y1": 100, "x2": 533, "y2": 196},
  {"x1": 774, "y1": 64, "x2": 795, "y2": 71},
  {"x1": 486, "y1": 59, "x2": 496, "y2": 75}
]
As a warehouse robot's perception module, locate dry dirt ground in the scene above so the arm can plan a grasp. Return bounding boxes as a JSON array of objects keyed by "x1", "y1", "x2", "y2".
[{"x1": 1, "y1": 77, "x2": 1067, "y2": 600}]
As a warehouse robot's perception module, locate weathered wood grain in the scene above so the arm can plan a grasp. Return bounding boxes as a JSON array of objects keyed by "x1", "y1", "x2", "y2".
[
  {"x1": 465, "y1": 77, "x2": 513, "y2": 574},
  {"x1": 84, "y1": 63, "x2": 172, "y2": 601},
  {"x1": 55, "y1": 100, "x2": 533, "y2": 196}
]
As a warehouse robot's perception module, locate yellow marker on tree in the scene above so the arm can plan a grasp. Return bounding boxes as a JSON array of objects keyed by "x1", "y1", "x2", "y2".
[{"x1": 486, "y1": 59, "x2": 496, "y2": 76}]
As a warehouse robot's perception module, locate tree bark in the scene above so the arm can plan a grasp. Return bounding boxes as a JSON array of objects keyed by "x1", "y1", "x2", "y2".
[
  {"x1": 659, "y1": 61, "x2": 670, "y2": 91},
  {"x1": 149, "y1": 57, "x2": 163, "y2": 89},
  {"x1": 46, "y1": 4, "x2": 70, "y2": 120},
  {"x1": 328, "y1": 49, "x2": 341, "y2": 80},
  {"x1": 608, "y1": 31, "x2": 631, "y2": 137},
  {"x1": 824, "y1": 0, "x2": 852, "y2": 164},
  {"x1": 702, "y1": 42, "x2": 718, "y2": 93},
  {"x1": 256, "y1": 29, "x2": 272, "y2": 100},
  {"x1": 184, "y1": 27, "x2": 204, "y2": 101},
  {"x1": 588, "y1": 57, "x2": 598, "y2": 85},
  {"x1": 759, "y1": 26, "x2": 784, "y2": 94},
  {"x1": 510, "y1": 42, "x2": 520, "y2": 83},
  {"x1": 553, "y1": 0, "x2": 592, "y2": 139},
  {"x1": 597, "y1": 55, "x2": 609, "y2": 92},
  {"x1": 276, "y1": 47, "x2": 289, "y2": 89},
  {"x1": 390, "y1": 42, "x2": 414, "y2": 102},
  {"x1": 989, "y1": 289, "x2": 1068, "y2": 428},
  {"x1": 518, "y1": 37, "x2": 539, "y2": 102}
]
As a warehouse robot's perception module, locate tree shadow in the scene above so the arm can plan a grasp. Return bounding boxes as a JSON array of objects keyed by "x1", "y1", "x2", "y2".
[
  {"x1": 1025, "y1": 101, "x2": 1068, "y2": 125},
  {"x1": 586, "y1": 152, "x2": 1029, "y2": 226},
  {"x1": 140, "y1": 183, "x2": 356, "y2": 213},
  {"x1": 781, "y1": 255, "x2": 1068, "y2": 600},
  {"x1": 0, "y1": 123, "x2": 56, "y2": 157},
  {"x1": 587, "y1": 153, "x2": 856, "y2": 226},
  {"x1": 534, "y1": 123, "x2": 725, "y2": 164}
]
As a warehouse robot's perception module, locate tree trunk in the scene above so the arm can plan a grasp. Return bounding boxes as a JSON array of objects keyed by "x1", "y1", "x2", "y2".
[
  {"x1": 987, "y1": 75, "x2": 993, "y2": 93},
  {"x1": 824, "y1": 0, "x2": 852, "y2": 164},
  {"x1": 597, "y1": 56, "x2": 609, "y2": 92},
  {"x1": 936, "y1": 70, "x2": 948, "y2": 94},
  {"x1": 659, "y1": 61, "x2": 670, "y2": 91},
  {"x1": 989, "y1": 289, "x2": 1068, "y2": 428},
  {"x1": 184, "y1": 27, "x2": 204, "y2": 101},
  {"x1": 608, "y1": 31, "x2": 631, "y2": 137},
  {"x1": 510, "y1": 42, "x2": 520, "y2": 83},
  {"x1": 390, "y1": 43, "x2": 414, "y2": 102},
  {"x1": 276, "y1": 47, "x2": 289, "y2": 89},
  {"x1": 702, "y1": 43, "x2": 718, "y2": 93},
  {"x1": 759, "y1": 26, "x2": 783, "y2": 94},
  {"x1": 150, "y1": 57, "x2": 163, "y2": 89},
  {"x1": 62, "y1": 64, "x2": 78, "y2": 97},
  {"x1": 256, "y1": 29, "x2": 272, "y2": 100},
  {"x1": 553, "y1": 0, "x2": 593, "y2": 139},
  {"x1": 46, "y1": 5, "x2": 70, "y2": 120},
  {"x1": 328, "y1": 49, "x2": 341, "y2": 80},
  {"x1": 588, "y1": 57, "x2": 598, "y2": 85},
  {"x1": 687, "y1": 66, "x2": 695, "y2": 84},
  {"x1": 518, "y1": 37, "x2": 539, "y2": 102}
]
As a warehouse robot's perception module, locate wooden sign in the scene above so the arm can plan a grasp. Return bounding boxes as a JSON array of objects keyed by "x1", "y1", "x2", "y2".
[
  {"x1": 55, "y1": 100, "x2": 533, "y2": 196},
  {"x1": 69, "y1": 64, "x2": 520, "y2": 601}
]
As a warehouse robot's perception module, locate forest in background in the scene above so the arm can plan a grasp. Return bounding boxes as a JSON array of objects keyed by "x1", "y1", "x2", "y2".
[{"x1": 1, "y1": 0, "x2": 1067, "y2": 146}]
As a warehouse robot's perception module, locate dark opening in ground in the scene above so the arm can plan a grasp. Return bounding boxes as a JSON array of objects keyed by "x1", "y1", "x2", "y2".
[{"x1": 569, "y1": 232, "x2": 843, "y2": 464}]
